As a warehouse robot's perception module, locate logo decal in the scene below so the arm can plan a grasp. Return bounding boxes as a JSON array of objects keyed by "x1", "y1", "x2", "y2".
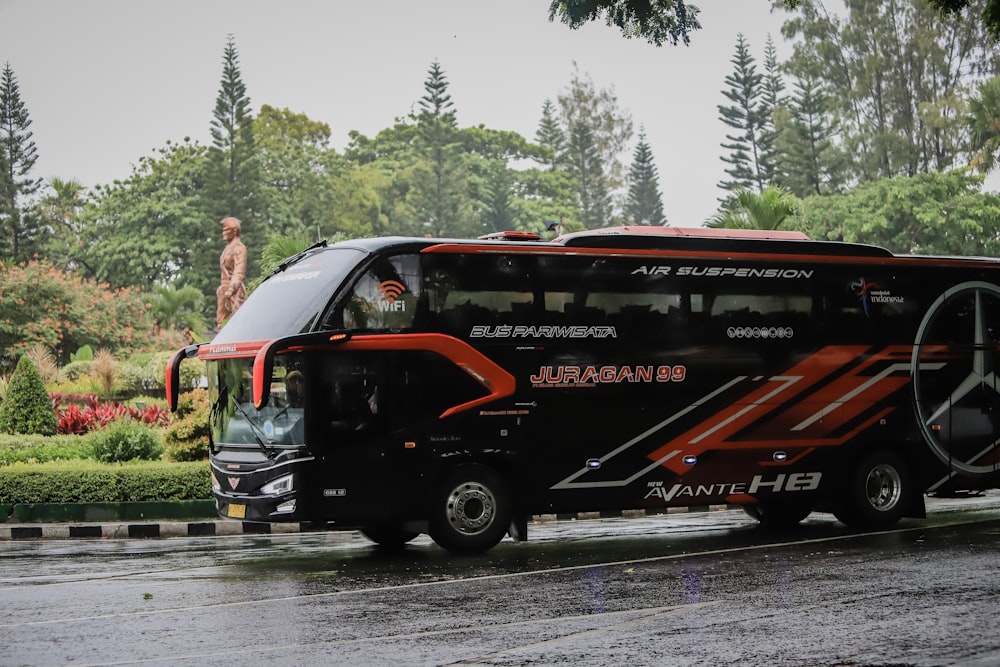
[
  {"x1": 227, "y1": 477, "x2": 240, "y2": 490},
  {"x1": 850, "y1": 277, "x2": 878, "y2": 317},
  {"x1": 914, "y1": 281, "x2": 1000, "y2": 477},
  {"x1": 378, "y1": 280, "x2": 407, "y2": 303}
]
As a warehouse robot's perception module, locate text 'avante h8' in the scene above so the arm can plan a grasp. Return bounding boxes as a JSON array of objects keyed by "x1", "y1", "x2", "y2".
[{"x1": 167, "y1": 226, "x2": 1000, "y2": 553}]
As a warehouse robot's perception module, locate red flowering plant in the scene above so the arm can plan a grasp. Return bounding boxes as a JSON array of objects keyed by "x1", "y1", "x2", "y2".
[
  {"x1": 51, "y1": 393, "x2": 171, "y2": 435},
  {"x1": 0, "y1": 259, "x2": 187, "y2": 363}
]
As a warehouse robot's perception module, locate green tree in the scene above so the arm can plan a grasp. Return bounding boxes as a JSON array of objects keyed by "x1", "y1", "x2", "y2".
[
  {"x1": 549, "y1": 1, "x2": 1000, "y2": 45},
  {"x1": 781, "y1": 0, "x2": 998, "y2": 183},
  {"x1": 548, "y1": 0, "x2": 702, "y2": 46},
  {"x1": 557, "y1": 64, "x2": 634, "y2": 212},
  {"x1": 708, "y1": 185, "x2": 800, "y2": 230},
  {"x1": 774, "y1": 75, "x2": 847, "y2": 197},
  {"x1": 928, "y1": 0, "x2": 1000, "y2": 39},
  {"x1": 758, "y1": 35, "x2": 785, "y2": 186},
  {"x1": 252, "y1": 105, "x2": 361, "y2": 240},
  {"x1": 0, "y1": 62, "x2": 43, "y2": 262},
  {"x1": 410, "y1": 61, "x2": 473, "y2": 237},
  {"x1": 76, "y1": 138, "x2": 215, "y2": 295},
  {"x1": 967, "y1": 76, "x2": 1000, "y2": 173},
  {"x1": 0, "y1": 355, "x2": 57, "y2": 436},
  {"x1": 563, "y1": 119, "x2": 611, "y2": 228},
  {"x1": 37, "y1": 177, "x2": 86, "y2": 270},
  {"x1": 0, "y1": 259, "x2": 183, "y2": 363},
  {"x1": 148, "y1": 285, "x2": 209, "y2": 342},
  {"x1": 624, "y1": 129, "x2": 666, "y2": 225},
  {"x1": 207, "y1": 35, "x2": 259, "y2": 260},
  {"x1": 795, "y1": 170, "x2": 1000, "y2": 256},
  {"x1": 718, "y1": 34, "x2": 766, "y2": 195},
  {"x1": 535, "y1": 98, "x2": 566, "y2": 170}
]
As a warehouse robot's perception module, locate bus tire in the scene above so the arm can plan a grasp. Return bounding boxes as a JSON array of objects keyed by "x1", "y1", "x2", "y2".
[
  {"x1": 742, "y1": 502, "x2": 812, "y2": 528},
  {"x1": 834, "y1": 450, "x2": 911, "y2": 529},
  {"x1": 360, "y1": 523, "x2": 420, "y2": 550},
  {"x1": 429, "y1": 464, "x2": 512, "y2": 554}
]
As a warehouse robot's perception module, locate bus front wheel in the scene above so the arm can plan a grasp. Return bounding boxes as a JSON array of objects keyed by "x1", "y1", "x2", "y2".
[
  {"x1": 429, "y1": 464, "x2": 512, "y2": 554},
  {"x1": 834, "y1": 450, "x2": 911, "y2": 529}
]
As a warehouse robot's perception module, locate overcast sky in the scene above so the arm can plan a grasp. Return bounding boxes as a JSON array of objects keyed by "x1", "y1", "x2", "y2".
[{"x1": 0, "y1": 0, "x2": 791, "y2": 226}]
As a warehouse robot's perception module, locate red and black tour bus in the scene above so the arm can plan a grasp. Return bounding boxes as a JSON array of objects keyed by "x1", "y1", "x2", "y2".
[{"x1": 167, "y1": 226, "x2": 1000, "y2": 553}]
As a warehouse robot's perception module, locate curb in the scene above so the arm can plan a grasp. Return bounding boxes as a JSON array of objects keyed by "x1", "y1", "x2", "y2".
[{"x1": 0, "y1": 504, "x2": 736, "y2": 541}]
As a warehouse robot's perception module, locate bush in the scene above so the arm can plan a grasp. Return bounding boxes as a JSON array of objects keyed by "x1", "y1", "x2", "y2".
[
  {"x1": 0, "y1": 356, "x2": 59, "y2": 436},
  {"x1": 60, "y1": 360, "x2": 93, "y2": 382},
  {"x1": 0, "y1": 258, "x2": 188, "y2": 363},
  {"x1": 91, "y1": 419, "x2": 163, "y2": 463},
  {"x1": 52, "y1": 394, "x2": 170, "y2": 435},
  {"x1": 163, "y1": 388, "x2": 210, "y2": 461},
  {"x1": 0, "y1": 460, "x2": 210, "y2": 503},
  {"x1": 0, "y1": 432, "x2": 96, "y2": 465}
]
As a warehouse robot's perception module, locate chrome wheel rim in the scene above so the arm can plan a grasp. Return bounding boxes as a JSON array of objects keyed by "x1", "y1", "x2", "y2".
[
  {"x1": 445, "y1": 482, "x2": 496, "y2": 535},
  {"x1": 866, "y1": 464, "x2": 902, "y2": 512}
]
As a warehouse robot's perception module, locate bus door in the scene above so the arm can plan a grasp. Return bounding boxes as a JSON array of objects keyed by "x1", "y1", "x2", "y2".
[{"x1": 912, "y1": 281, "x2": 1000, "y2": 480}]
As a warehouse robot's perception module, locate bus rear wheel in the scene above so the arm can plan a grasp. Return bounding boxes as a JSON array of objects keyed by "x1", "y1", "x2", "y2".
[
  {"x1": 429, "y1": 464, "x2": 512, "y2": 554},
  {"x1": 834, "y1": 450, "x2": 911, "y2": 529},
  {"x1": 360, "y1": 523, "x2": 420, "y2": 550}
]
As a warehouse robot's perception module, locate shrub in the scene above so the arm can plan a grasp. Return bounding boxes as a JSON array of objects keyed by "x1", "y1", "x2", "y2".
[
  {"x1": 163, "y1": 388, "x2": 210, "y2": 461},
  {"x1": 0, "y1": 460, "x2": 211, "y2": 503},
  {"x1": 0, "y1": 356, "x2": 58, "y2": 436},
  {"x1": 90, "y1": 419, "x2": 163, "y2": 462},
  {"x1": 0, "y1": 258, "x2": 188, "y2": 363},
  {"x1": 60, "y1": 360, "x2": 93, "y2": 382},
  {"x1": 0, "y1": 432, "x2": 96, "y2": 465},
  {"x1": 52, "y1": 394, "x2": 170, "y2": 435}
]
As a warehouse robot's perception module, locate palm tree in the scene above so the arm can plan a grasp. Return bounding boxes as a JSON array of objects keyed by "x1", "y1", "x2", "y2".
[
  {"x1": 149, "y1": 285, "x2": 209, "y2": 342},
  {"x1": 968, "y1": 77, "x2": 1000, "y2": 174},
  {"x1": 707, "y1": 185, "x2": 799, "y2": 230}
]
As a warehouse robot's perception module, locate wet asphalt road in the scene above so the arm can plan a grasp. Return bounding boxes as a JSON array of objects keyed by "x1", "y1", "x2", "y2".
[{"x1": 2, "y1": 494, "x2": 1000, "y2": 667}]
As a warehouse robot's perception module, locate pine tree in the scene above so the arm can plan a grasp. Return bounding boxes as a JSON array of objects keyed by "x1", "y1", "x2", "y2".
[
  {"x1": 0, "y1": 62, "x2": 43, "y2": 261},
  {"x1": 0, "y1": 355, "x2": 58, "y2": 436},
  {"x1": 717, "y1": 34, "x2": 765, "y2": 197},
  {"x1": 758, "y1": 36, "x2": 785, "y2": 186},
  {"x1": 208, "y1": 35, "x2": 258, "y2": 228},
  {"x1": 563, "y1": 119, "x2": 610, "y2": 229},
  {"x1": 535, "y1": 98, "x2": 565, "y2": 170},
  {"x1": 624, "y1": 129, "x2": 666, "y2": 226},
  {"x1": 775, "y1": 76, "x2": 845, "y2": 197},
  {"x1": 411, "y1": 60, "x2": 472, "y2": 237}
]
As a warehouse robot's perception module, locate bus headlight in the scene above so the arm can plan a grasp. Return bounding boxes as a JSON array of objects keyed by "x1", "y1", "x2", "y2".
[
  {"x1": 261, "y1": 474, "x2": 294, "y2": 496},
  {"x1": 211, "y1": 471, "x2": 220, "y2": 492}
]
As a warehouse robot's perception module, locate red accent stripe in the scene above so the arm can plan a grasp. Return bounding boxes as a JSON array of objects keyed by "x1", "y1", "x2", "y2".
[{"x1": 337, "y1": 334, "x2": 516, "y2": 418}]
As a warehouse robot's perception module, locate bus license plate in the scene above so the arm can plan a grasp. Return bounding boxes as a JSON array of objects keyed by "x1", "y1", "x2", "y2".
[{"x1": 228, "y1": 503, "x2": 246, "y2": 519}]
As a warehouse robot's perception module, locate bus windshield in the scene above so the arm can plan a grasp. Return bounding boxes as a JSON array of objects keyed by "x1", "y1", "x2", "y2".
[{"x1": 213, "y1": 246, "x2": 367, "y2": 342}]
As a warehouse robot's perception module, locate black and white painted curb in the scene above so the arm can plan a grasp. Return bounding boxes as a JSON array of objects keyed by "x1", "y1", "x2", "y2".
[{"x1": 0, "y1": 505, "x2": 734, "y2": 540}]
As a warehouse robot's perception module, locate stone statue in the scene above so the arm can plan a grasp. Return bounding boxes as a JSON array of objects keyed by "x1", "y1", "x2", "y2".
[{"x1": 216, "y1": 216, "x2": 247, "y2": 326}]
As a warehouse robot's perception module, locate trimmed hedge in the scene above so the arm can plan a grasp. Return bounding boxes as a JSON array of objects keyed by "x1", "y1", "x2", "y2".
[{"x1": 0, "y1": 460, "x2": 211, "y2": 504}]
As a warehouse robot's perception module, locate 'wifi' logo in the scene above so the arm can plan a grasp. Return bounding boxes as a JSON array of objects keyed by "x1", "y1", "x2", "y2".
[{"x1": 378, "y1": 280, "x2": 407, "y2": 303}]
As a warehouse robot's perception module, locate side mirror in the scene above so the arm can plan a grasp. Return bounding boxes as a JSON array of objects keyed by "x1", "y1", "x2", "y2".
[
  {"x1": 166, "y1": 344, "x2": 204, "y2": 411},
  {"x1": 252, "y1": 331, "x2": 352, "y2": 409}
]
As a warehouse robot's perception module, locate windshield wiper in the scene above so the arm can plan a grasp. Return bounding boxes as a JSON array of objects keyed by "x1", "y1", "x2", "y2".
[
  {"x1": 268, "y1": 240, "x2": 328, "y2": 278},
  {"x1": 230, "y1": 395, "x2": 278, "y2": 459}
]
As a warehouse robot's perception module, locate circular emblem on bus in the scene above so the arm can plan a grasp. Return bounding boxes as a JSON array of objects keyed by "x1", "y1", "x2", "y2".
[{"x1": 911, "y1": 281, "x2": 1000, "y2": 476}]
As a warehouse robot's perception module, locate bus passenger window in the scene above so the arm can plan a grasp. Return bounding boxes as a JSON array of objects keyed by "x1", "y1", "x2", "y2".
[{"x1": 338, "y1": 254, "x2": 421, "y2": 332}]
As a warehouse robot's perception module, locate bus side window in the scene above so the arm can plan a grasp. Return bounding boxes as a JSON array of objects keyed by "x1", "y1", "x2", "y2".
[
  {"x1": 336, "y1": 254, "x2": 421, "y2": 332},
  {"x1": 423, "y1": 254, "x2": 536, "y2": 334}
]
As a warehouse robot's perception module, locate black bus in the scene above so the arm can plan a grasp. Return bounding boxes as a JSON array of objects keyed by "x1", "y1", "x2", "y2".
[{"x1": 168, "y1": 226, "x2": 1000, "y2": 553}]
